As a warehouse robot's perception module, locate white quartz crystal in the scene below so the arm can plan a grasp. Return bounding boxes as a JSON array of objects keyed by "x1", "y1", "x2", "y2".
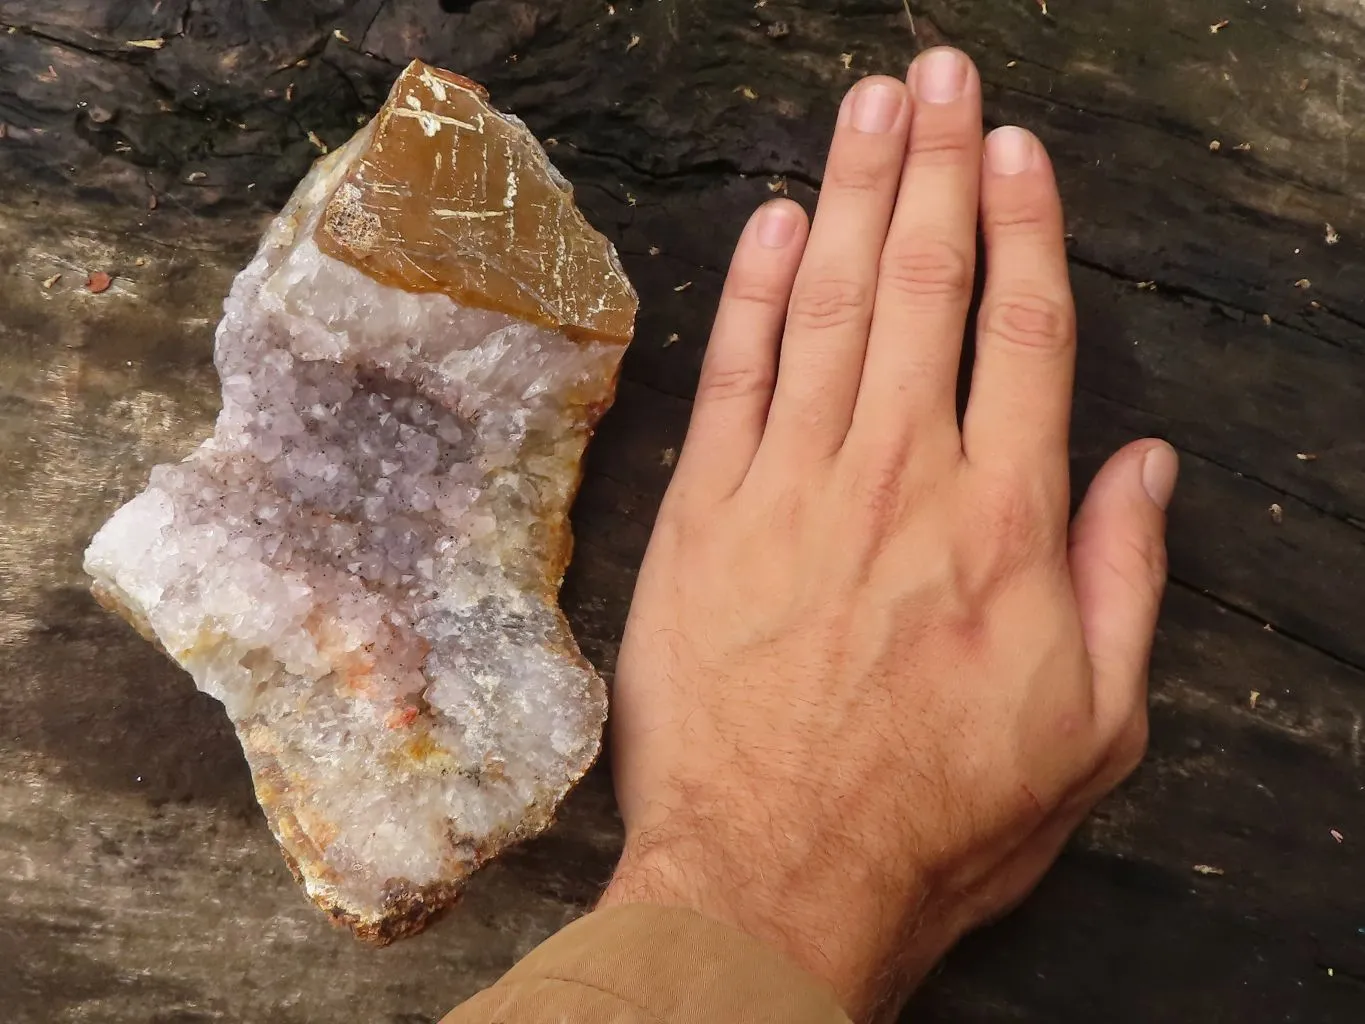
[{"x1": 85, "y1": 65, "x2": 635, "y2": 941}]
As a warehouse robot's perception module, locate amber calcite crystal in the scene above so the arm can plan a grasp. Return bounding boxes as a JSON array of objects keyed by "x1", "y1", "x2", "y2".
[{"x1": 84, "y1": 61, "x2": 636, "y2": 941}]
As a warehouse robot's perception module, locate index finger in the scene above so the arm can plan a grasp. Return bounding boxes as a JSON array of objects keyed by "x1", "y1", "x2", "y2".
[{"x1": 961, "y1": 126, "x2": 1075, "y2": 487}]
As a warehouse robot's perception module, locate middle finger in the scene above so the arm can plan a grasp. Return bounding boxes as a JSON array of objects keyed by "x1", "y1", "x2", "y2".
[{"x1": 849, "y1": 47, "x2": 982, "y2": 460}]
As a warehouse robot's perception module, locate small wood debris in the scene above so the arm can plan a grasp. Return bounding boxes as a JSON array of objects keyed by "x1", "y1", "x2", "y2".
[
  {"x1": 1137, "y1": 281, "x2": 1157, "y2": 291},
  {"x1": 1036, "y1": 0, "x2": 1049, "y2": 15},
  {"x1": 37, "y1": 65, "x2": 59, "y2": 84},
  {"x1": 295, "y1": 58, "x2": 310, "y2": 68},
  {"x1": 1249, "y1": 690, "x2": 1260, "y2": 709},
  {"x1": 1330, "y1": 828, "x2": 1344, "y2": 843},
  {"x1": 767, "y1": 21, "x2": 790, "y2": 40},
  {"x1": 1296, "y1": 452, "x2": 1318, "y2": 462},
  {"x1": 1309, "y1": 300, "x2": 1321, "y2": 309},
  {"x1": 186, "y1": 171, "x2": 208, "y2": 183},
  {"x1": 1269, "y1": 502, "x2": 1284, "y2": 524},
  {"x1": 1325, "y1": 223, "x2": 1340, "y2": 245},
  {"x1": 1192, "y1": 864, "x2": 1225, "y2": 876},
  {"x1": 673, "y1": 281, "x2": 693, "y2": 292},
  {"x1": 660, "y1": 447, "x2": 678, "y2": 467},
  {"x1": 333, "y1": 29, "x2": 350, "y2": 43},
  {"x1": 134, "y1": 257, "x2": 149, "y2": 268},
  {"x1": 648, "y1": 245, "x2": 661, "y2": 256},
  {"x1": 768, "y1": 176, "x2": 788, "y2": 195},
  {"x1": 126, "y1": 38, "x2": 166, "y2": 49},
  {"x1": 86, "y1": 272, "x2": 114, "y2": 294},
  {"x1": 840, "y1": 53, "x2": 854, "y2": 70},
  {"x1": 1294, "y1": 278, "x2": 1311, "y2": 289},
  {"x1": 626, "y1": 33, "x2": 641, "y2": 52},
  {"x1": 307, "y1": 131, "x2": 329, "y2": 154},
  {"x1": 1210, "y1": 19, "x2": 1230, "y2": 34},
  {"x1": 664, "y1": 332, "x2": 680, "y2": 348},
  {"x1": 286, "y1": 82, "x2": 296, "y2": 103},
  {"x1": 41, "y1": 274, "x2": 61, "y2": 290},
  {"x1": 1208, "y1": 139, "x2": 1222, "y2": 152},
  {"x1": 1006, "y1": 60, "x2": 1019, "y2": 68},
  {"x1": 1262, "y1": 314, "x2": 1272, "y2": 326},
  {"x1": 1233, "y1": 141, "x2": 1253, "y2": 152},
  {"x1": 735, "y1": 85, "x2": 758, "y2": 100}
]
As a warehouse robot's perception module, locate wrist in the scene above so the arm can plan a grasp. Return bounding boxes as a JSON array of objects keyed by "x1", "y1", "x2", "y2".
[{"x1": 599, "y1": 825, "x2": 954, "y2": 1021}]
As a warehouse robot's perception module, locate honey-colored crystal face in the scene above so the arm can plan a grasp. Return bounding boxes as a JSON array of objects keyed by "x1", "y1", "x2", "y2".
[{"x1": 317, "y1": 62, "x2": 635, "y2": 345}]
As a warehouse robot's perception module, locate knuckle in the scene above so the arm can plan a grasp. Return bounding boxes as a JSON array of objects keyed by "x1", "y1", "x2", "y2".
[
  {"x1": 981, "y1": 293, "x2": 1074, "y2": 353},
  {"x1": 1112, "y1": 712, "x2": 1150, "y2": 775},
  {"x1": 849, "y1": 457, "x2": 907, "y2": 529},
  {"x1": 879, "y1": 238, "x2": 972, "y2": 300},
  {"x1": 696, "y1": 364, "x2": 774, "y2": 403},
  {"x1": 909, "y1": 127, "x2": 976, "y2": 166},
  {"x1": 788, "y1": 276, "x2": 870, "y2": 332},
  {"x1": 824, "y1": 151, "x2": 900, "y2": 194},
  {"x1": 988, "y1": 193, "x2": 1058, "y2": 234},
  {"x1": 973, "y1": 474, "x2": 1053, "y2": 561},
  {"x1": 724, "y1": 275, "x2": 787, "y2": 311}
]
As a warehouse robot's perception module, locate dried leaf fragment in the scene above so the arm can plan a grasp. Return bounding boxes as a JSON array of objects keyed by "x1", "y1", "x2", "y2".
[
  {"x1": 841, "y1": 53, "x2": 854, "y2": 70},
  {"x1": 1249, "y1": 690, "x2": 1260, "y2": 709},
  {"x1": 1210, "y1": 19, "x2": 1229, "y2": 33},
  {"x1": 41, "y1": 273, "x2": 61, "y2": 290},
  {"x1": 664, "y1": 332, "x2": 680, "y2": 347},
  {"x1": 1193, "y1": 864, "x2": 1225, "y2": 876},
  {"x1": 1269, "y1": 503, "x2": 1284, "y2": 524},
  {"x1": 1294, "y1": 278, "x2": 1311, "y2": 289},
  {"x1": 626, "y1": 33, "x2": 641, "y2": 52},
  {"x1": 648, "y1": 245, "x2": 661, "y2": 256},
  {"x1": 1325, "y1": 223, "x2": 1340, "y2": 245},
  {"x1": 1296, "y1": 452, "x2": 1318, "y2": 462},
  {"x1": 1261, "y1": 314, "x2": 1272, "y2": 326},
  {"x1": 126, "y1": 38, "x2": 166, "y2": 49},
  {"x1": 86, "y1": 272, "x2": 114, "y2": 294},
  {"x1": 1208, "y1": 139, "x2": 1222, "y2": 152},
  {"x1": 735, "y1": 85, "x2": 758, "y2": 100},
  {"x1": 333, "y1": 29, "x2": 350, "y2": 43},
  {"x1": 1330, "y1": 829, "x2": 1344, "y2": 843}
]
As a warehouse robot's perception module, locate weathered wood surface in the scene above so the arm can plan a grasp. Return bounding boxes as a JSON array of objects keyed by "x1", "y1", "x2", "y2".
[{"x1": 0, "y1": 1, "x2": 1362, "y2": 1020}]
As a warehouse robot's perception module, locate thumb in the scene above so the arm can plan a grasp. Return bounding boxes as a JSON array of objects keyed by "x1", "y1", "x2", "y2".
[{"x1": 1069, "y1": 440, "x2": 1178, "y2": 728}]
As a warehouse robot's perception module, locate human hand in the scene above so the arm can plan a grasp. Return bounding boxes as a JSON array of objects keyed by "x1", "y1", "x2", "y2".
[{"x1": 600, "y1": 47, "x2": 1177, "y2": 1022}]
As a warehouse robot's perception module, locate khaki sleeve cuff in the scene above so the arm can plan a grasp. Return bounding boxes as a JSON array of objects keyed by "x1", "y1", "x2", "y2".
[{"x1": 442, "y1": 904, "x2": 853, "y2": 1024}]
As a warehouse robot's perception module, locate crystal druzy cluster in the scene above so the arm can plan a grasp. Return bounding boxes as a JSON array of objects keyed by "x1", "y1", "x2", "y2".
[{"x1": 85, "y1": 62, "x2": 637, "y2": 941}]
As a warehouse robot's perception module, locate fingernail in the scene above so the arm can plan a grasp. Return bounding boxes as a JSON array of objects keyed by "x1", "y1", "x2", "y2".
[
  {"x1": 849, "y1": 79, "x2": 903, "y2": 134},
  {"x1": 1141, "y1": 442, "x2": 1179, "y2": 510},
  {"x1": 914, "y1": 49, "x2": 968, "y2": 104},
  {"x1": 756, "y1": 201, "x2": 799, "y2": 248},
  {"x1": 986, "y1": 126, "x2": 1037, "y2": 175}
]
